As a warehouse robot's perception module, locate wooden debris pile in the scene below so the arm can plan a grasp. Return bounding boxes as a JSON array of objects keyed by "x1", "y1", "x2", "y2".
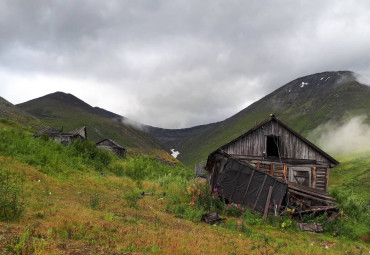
[{"x1": 201, "y1": 212, "x2": 225, "y2": 224}]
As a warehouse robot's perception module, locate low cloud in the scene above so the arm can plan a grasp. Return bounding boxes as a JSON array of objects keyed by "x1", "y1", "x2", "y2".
[
  {"x1": 308, "y1": 116, "x2": 370, "y2": 155},
  {"x1": 121, "y1": 117, "x2": 148, "y2": 132}
]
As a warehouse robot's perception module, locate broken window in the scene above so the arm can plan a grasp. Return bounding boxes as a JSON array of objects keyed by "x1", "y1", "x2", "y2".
[
  {"x1": 289, "y1": 167, "x2": 311, "y2": 187},
  {"x1": 266, "y1": 135, "x2": 280, "y2": 157}
]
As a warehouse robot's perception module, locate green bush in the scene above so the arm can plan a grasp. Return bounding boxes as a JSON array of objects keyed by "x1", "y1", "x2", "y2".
[
  {"x1": 123, "y1": 189, "x2": 141, "y2": 209},
  {"x1": 0, "y1": 168, "x2": 26, "y2": 221}
]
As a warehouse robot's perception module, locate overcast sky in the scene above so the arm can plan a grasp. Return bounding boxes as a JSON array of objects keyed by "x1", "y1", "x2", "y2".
[{"x1": 1, "y1": 1, "x2": 370, "y2": 128}]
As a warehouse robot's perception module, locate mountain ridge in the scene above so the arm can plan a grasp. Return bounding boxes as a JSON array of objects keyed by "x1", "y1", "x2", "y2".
[
  {"x1": 15, "y1": 70, "x2": 370, "y2": 166},
  {"x1": 17, "y1": 92, "x2": 166, "y2": 152}
]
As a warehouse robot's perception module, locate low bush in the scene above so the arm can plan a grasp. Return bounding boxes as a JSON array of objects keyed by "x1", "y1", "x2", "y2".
[{"x1": 0, "y1": 168, "x2": 26, "y2": 221}]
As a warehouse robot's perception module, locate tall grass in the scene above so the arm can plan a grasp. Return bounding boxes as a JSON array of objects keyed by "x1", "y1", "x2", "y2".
[{"x1": 0, "y1": 128, "x2": 114, "y2": 175}]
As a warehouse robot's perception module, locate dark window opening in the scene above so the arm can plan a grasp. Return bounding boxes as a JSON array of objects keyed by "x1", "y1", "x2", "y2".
[{"x1": 266, "y1": 135, "x2": 280, "y2": 157}]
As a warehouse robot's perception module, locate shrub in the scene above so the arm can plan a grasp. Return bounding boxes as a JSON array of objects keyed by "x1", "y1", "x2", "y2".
[
  {"x1": 89, "y1": 193, "x2": 100, "y2": 210},
  {"x1": 0, "y1": 168, "x2": 26, "y2": 221},
  {"x1": 123, "y1": 189, "x2": 141, "y2": 209}
]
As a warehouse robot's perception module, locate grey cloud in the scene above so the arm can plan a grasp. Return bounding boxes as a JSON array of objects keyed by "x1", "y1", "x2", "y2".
[{"x1": 1, "y1": 0, "x2": 370, "y2": 128}]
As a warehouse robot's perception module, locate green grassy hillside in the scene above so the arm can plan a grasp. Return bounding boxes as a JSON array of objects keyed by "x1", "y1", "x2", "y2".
[
  {"x1": 0, "y1": 119, "x2": 368, "y2": 254},
  {"x1": 17, "y1": 92, "x2": 165, "y2": 152},
  {"x1": 0, "y1": 96, "x2": 41, "y2": 129}
]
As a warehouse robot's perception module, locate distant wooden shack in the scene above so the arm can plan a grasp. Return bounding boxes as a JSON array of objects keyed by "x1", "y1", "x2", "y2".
[
  {"x1": 206, "y1": 115, "x2": 339, "y2": 214},
  {"x1": 34, "y1": 126, "x2": 87, "y2": 145},
  {"x1": 96, "y1": 139, "x2": 126, "y2": 158}
]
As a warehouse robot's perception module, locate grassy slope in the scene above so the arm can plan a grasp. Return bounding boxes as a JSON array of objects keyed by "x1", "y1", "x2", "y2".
[
  {"x1": 0, "y1": 120, "x2": 368, "y2": 254},
  {"x1": 0, "y1": 96, "x2": 41, "y2": 129},
  {"x1": 17, "y1": 92, "x2": 165, "y2": 152},
  {"x1": 176, "y1": 75, "x2": 370, "y2": 166},
  {"x1": 329, "y1": 150, "x2": 370, "y2": 201}
]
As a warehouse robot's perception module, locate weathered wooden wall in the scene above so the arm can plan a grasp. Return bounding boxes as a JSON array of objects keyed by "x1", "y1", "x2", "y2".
[
  {"x1": 222, "y1": 121, "x2": 331, "y2": 165},
  {"x1": 97, "y1": 145, "x2": 126, "y2": 157}
]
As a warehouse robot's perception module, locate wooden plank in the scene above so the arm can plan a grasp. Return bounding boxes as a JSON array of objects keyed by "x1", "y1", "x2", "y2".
[
  {"x1": 325, "y1": 168, "x2": 330, "y2": 193},
  {"x1": 257, "y1": 161, "x2": 260, "y2": 169},
  {"x1": 253, "y1": 175, "x2": 267, "y2": 210},
  {"x1": 283, "y1": 164, "x2": 287, "y2": 181},
  {"x1": 241, "y1": 169, "x2": 255, "y2": 204},
  {"x1": 287, "y1": 181, "x2": 329, "y2": 196},
  {"x1": 288, "y1": 185, "x2": 336, "y2": 201},
  {"x1": 289, "y1": 189, "x2": 336, "y2": 204},
  {"x1": 263, "y1": 186, "x2": 273, "y2": 222},
  {"x1": 269, "y1": 163, "x2": 273, "y2": 176},
  {"x1": 311, "y1": 166, "x2": 317, "y2": 188}
]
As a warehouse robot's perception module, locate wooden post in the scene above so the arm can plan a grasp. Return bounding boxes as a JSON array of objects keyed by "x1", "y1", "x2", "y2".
[
  {"x1": 263, "y1": 186, "x2": 273, "y2": 222},
  {"x1": 257, "y1": 162, "x2": 260, "y2": 169},
  {"x1": 283, "y1": 164, "x2": 287, "y2": 181},
  {"x1": 269, "y1": 163, "x2": 273, "y2": 176},
  {"x1": 325, "y1": 168, "x2": 330, "y2": 193},
  {"x1": 253, "y1": 175, "x2": 267, "y2": 210},
  {"x1": 311, "y1": 167, "x2": 317, "y2": 188}
]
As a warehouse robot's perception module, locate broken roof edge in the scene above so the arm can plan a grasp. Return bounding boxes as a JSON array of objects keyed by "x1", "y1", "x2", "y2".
[
  {"x1": 219, "y1": 115, "x2": 339, "y2": 166},
  {"x1": 33, "y1": 126, "x2": 62, "y2": 137},
  {"x1": 96, "y1": 138, "x2": 125, "y2": 149},
  {"x1": 206, "y1": 149, "x2": 288, "y2": 185}
]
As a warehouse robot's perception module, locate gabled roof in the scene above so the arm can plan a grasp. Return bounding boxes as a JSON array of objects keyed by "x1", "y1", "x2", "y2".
[
  {"x1": 96, "y1": 139, "x2": 125, "y2": 149},
  {"x1": 219, "y1": 115, "x2": 339, "y2": 166},
  {"x1": 69, "y1": 126, "x2": 87, "y2": 138},
  {"x1": 33, "y1": 126, "x2": 61, "y2": 137}
]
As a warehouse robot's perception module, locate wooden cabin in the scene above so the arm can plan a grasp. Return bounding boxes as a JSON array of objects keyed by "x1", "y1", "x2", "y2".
[
  {"x1": 206, "y1": 115, "x2": 339, "y2": 213},
  {"x1": 96, "y1": 139, "x2": 126, "y2": 158},
  {"x1": 217, "y1": 115, "x2": 338, "y2": 192},
  {"x1": 34, "y1": 126, "x2": 87, "y2": 145}
]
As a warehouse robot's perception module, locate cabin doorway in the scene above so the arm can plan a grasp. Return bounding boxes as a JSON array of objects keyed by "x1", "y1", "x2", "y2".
[
  {"x1": 266, "y1": 135, "x2": 280, "y2": 157},
  {"x1": 289, "y1": 167, "x2": 311, "y2": 187}
]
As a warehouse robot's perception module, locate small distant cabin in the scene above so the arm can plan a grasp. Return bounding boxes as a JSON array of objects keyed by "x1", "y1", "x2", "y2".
[
  {"x1": 96, "y1": 139, "x2": 126, "y2": 158},
  {"x1": 206, "y1": 115, "x2": 339, "y2": 212},
  {"x1": 34, "y1": 126, "x2": 87, "y2": 145}
]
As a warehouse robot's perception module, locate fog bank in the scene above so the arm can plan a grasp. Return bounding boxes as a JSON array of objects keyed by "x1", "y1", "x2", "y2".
[{"x1": 308, "y1": 116, "x2": 370, "y2": 155}]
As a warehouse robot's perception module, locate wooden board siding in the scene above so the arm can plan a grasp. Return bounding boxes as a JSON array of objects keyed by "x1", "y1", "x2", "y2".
[
  {"x1": 97, "y1": 145, "x2": 126, "y2": 157},
  {"x1": 222, "y1": 121, "x2": 332, "y2": 165}
]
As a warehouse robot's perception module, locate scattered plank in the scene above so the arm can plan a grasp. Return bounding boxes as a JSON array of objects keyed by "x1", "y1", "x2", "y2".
[
  {"x1": 263, "y1": 186, "x2": 273, "y2": 222},
  {"x1": 201, "y1": 212, "x2": 225, "y2": 224},
  {"x1": 298, "y1": 222, "x2": 323, "y2": 233}
]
